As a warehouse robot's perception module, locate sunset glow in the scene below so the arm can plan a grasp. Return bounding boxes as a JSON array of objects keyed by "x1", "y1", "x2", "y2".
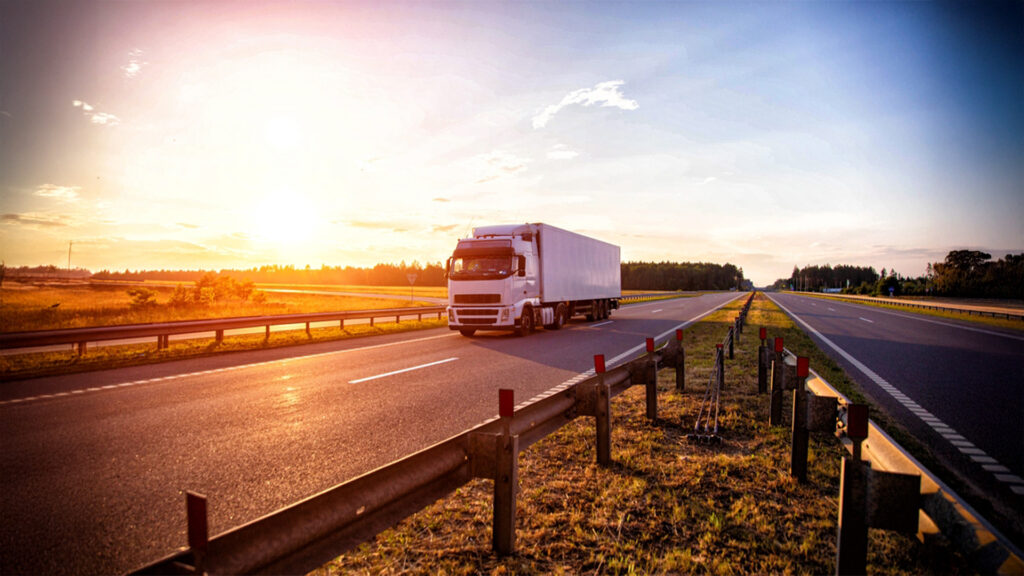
[{"x1": 1, "y1": 1, "x2": 1020, "y2": 284}]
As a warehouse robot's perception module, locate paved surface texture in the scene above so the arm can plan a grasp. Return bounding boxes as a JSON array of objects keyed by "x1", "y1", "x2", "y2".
[
  {"x1": 768, "y1": 293, "x2": 1024, "y2": 538},
  {"x1": 0, "y1": 292, "x2": 740, "y2": 575}
]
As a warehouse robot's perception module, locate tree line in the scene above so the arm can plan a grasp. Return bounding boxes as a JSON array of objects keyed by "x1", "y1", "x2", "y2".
[
  {"x1": 772, "y1": 250, "x2": 1023, "y2": 299},
  {"x1": 93, "y1": 262, "x2": 449, "y2": 287},
  {"x1": 89, "y1": 260, "x2": 748, "y2": 291},
  {"x1": 621, "y1": 261, "x2": 748, "y2": 291}
]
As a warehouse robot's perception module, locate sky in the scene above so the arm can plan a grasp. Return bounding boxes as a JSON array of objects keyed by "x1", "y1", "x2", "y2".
[{"x1": 1, "y1": 0, "x2": 1021, "y2": 286}]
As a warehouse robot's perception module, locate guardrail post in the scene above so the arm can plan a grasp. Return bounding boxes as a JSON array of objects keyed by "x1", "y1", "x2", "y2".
[
  {"x1": 769, "y1": 338, "x2": 784, "y2": 426},
  {"x1": 716, "y1": 343, "x2": 725, "y2": 390},
  {"x1": 215, "y1": 330, "x2": 223, "y2": 344},
  {"x1": 305, "y1": 322, "x2": 311, "y2": 338},
  {"x1": 76, "y1": 341, "x2": 87, "y2": 356},
  {"x1": 675, "y1": 329, "x2": 685, "y2": 392},
  {"x1": 734, "y1": 316, "x2": 741, "y2": 343},
  {"x1": 370, "y1": 317, "x2": 375, "y2": 327},
  {"x1": 846, "y1": 404, "x2": 869, "y2": 462},
  {"x1": 265, "y1": 325, "x2": 270, "y2": 341},
  {"x1": 757, "y1": 328, "x2": 768, "y2": 394},
  {"x1": 594, "y1": 355, "x2": 611, "y2": 466},
  {"x1": 186, "y1": 491, "x2": 209, "y2": 574},
  {"x1": 727, "y1": 327, "x2": 734, "y2": 360},
  {"x1": 645, "y1": 338, "x2": 658, "y2": 420},
  {"x1": 836, "y1": 457, "x2": 869, "y2": 575},
  {"x1": 791, "y1": 356, "x2": 810, "y2": 483},
  {"x1": 339, "y1": 319, "x2": 345, "y2": 329},
  {"x1": 494, "y1": 389, "x2": 518, "y2": 556}
]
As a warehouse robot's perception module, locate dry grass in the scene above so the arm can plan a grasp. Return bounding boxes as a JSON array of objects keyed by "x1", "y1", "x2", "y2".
[{"x1": 314, "y1": 295, "x2": 967, "y2": 575}]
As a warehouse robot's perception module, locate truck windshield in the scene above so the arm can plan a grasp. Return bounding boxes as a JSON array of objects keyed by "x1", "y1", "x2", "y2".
[{"x1": 450, "y1": 256, "x2": 513, "y2": 280}]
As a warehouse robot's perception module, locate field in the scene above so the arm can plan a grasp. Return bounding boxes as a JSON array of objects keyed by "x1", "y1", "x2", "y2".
[
  {"x1": 0, "y1": 281, "x2": 436, "y2": 333},
  {"x1": 315, "y1": 295, "x2": 968, "y2": 575}
]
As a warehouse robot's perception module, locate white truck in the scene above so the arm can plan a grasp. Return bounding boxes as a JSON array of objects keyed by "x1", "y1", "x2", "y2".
[{"x1": 445, "y1": 223, "x2": 621, "y2": 336}]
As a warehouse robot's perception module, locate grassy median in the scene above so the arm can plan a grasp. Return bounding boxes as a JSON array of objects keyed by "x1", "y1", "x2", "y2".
[{"x1": 314, "y1": 294, "x2": 967, "y2": 575}]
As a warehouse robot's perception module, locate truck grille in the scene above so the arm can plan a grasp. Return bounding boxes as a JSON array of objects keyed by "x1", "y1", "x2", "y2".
[
  {"x1": 461, "y1": 318, "x2": 497, "y2": 325},
  {"x1": 457, "y1": 309, "x2": 498, "y2": 316},
  {"x1": 454, "y1": 294, "x2": 501, "y2": 304}
]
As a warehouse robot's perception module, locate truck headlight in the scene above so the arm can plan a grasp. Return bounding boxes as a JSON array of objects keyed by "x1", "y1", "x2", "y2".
[
  {"x1": 501, "y1": 308, "x2": 510, "y2": 320},
  {"x1": 448, "y1": 309, "x2": 455, "y2": 322}
]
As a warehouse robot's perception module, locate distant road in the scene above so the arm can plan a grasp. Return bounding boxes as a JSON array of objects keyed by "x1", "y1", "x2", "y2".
[
  {"x1": 767, "y1": 293, "x2": 1024, "y2": 535},
  {"x1": 0, "y1": 292, "x2": 741, "y2": 575}
]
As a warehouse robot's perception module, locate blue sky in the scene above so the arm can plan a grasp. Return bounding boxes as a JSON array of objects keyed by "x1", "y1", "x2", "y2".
[{"x1": 1, "y1": 0, "x2": 1021, "y2": 285}]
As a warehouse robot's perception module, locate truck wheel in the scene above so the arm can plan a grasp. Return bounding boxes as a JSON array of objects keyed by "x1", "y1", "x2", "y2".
[
  {"x1": 517, "y1": 306, "x2": 534, "y2": 336},
  {"x1": 459, "y1": 329, "x2": 476, "y2": 337},
  {"x1": 600, "y1": 299, "x2": 610, "y2": 320},
  {"x1": 544, "y1": 303, "x2": 567, "y2": 330},
  {"x1": 586, "y1": 300, "x2": 597, "y2": 322}
]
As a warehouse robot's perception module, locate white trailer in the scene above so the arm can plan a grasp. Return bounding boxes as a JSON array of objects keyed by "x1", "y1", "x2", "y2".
[{"x1": 446, "y1": 223, "x2": 621, "y2": 336}]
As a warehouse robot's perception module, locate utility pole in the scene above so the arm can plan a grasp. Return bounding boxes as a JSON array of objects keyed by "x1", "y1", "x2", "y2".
[{"x1": 67, "y1": 240, "x2": 73, "y2": 280}]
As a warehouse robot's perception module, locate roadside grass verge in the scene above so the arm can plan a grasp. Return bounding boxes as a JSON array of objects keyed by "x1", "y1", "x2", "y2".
[
  {"x1": 799, "y1": 292, "x2": 1024, "y2": 333},
  {"x1": 0, "y1": 318, "x2": 448, "y2": 380},
  {"x1": 316, "y1": 294, "x2": 965, "y2": 575}
]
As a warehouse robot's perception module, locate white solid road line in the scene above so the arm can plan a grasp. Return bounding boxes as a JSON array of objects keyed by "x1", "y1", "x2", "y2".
[
  {"x1": 349, "y1": 357, "x2": 459, "y2": 384},
  {"x1": 821, "y1": 295, "x2": 1024, "y2": 341},
  {"x1": 859, "y1": 317, "x2": 874, "y2": 323},
  {"x1": 769, "y1": 294, "x2": 1024, "y2": 496},
  {"x1": 591, "y1": 321, "x2": 615, "y2": 328},
  {"x1": 652, "y1": 309, "x2": 663, "y2": 313}
]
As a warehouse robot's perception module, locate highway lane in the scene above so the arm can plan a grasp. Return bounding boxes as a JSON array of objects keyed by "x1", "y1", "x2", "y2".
[
  {"x1": 0, "y1": 292, "x2": 741, "y2": 575},
  {"x1": 767, "y1": 293, "x2": 1024, "y2": 530}
]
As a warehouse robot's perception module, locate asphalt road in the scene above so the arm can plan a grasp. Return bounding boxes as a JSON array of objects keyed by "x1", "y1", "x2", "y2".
[
  {"x1": 0, "y1": 292, "x2": 741, "y2": 575},
  {"x1": 767, "y1": 293, "x2": 1024, "y2": 532}
]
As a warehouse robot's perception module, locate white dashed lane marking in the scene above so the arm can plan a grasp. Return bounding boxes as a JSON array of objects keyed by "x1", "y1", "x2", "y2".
[
  {"x1": 770, "y1": 294, "x2": 1024, "y2": 497},
  {"x1": 0, "y1": 332, "x2": 457, "y2": 407}
]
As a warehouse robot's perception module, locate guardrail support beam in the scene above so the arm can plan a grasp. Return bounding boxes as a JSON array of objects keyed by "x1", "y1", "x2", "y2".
[
  {"x1": 836, "y1": 458, "x2": 869, "y2": 575},
  {"x1": 494, "y1": 389, "x2": 518, "y2": 556},
  {"x1": 186, "y1": 491, "x2": 209, "y2": 575},
  {"x1": 590, "y1": 355, "x2": 612, "y2": 465},
  {"x1": 769, "y1": 338, "x2": 785, "y2": 427},
  {"x1": 791, "y1": 357, "x2": 810, "y2": 483}
]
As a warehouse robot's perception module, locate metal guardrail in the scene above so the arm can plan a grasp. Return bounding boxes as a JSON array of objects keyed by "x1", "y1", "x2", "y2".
[
  {"x1": 0, "y1": 307, "x2": 448, "y2": 355},
  {"x1": 0, "y1": 293, "x2": 677, "y2": 355},
  {"x1": 800, "y1": 292, "x2": 1024, "y2": 321},
  {"x1": 130, "y1": 293, "x2": 752, "y2": 574},
  {"x1": 771, "y1": 347, "x2": 1024, "y2": 575}
]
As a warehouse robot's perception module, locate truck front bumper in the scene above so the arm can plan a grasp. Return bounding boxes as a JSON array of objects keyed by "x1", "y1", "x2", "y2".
[{"x1": 447, "y1": 305, "x2": 516, "y2": 330}]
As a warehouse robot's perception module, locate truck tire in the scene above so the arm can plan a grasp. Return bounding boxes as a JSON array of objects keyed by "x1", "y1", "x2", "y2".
[
  {"x1": 517, "y1": 305, "x2": 534, "y2": 336},
  {"x1": 459, "y1": 328, "x2": 476, "y2": 337},
  {"x1": 544, "y1": 303, "x2": 567, "y2": 330},
  {"x1": 586, "y1": 300, "x2": 597, "y2": 322}
]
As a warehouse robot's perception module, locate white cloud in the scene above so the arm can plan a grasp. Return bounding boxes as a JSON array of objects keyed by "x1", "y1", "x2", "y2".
[
  {"x1": 532, "y1": 80, "x2": 639, "y2": 129},
  {"x1": 547, "y1": 144, "x2": 579, "y2": 160},
  {"x1": 470, "y1": 150, "x2": 530, "y2": 184},
  {"x1": 1, "y1": 212, "x2": 74, "y2": 229},
  {"x1": 34, "y1": 183, "x2": 81, "y2": 201},
  {"x1": 72, "y1": 100, "x2": 119, "y2": 126},
  {"x1": 121, "y1": 48, "x2": 147, "y2": 79}
]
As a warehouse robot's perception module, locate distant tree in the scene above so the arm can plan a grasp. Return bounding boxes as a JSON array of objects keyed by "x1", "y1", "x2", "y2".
[{"x1": 126, "y1": 287, "x2": 157, "y2": 308}]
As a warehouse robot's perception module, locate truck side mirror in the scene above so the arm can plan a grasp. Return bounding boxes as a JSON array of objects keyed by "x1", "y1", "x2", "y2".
[
  {"x1": 517, "y1": 256, "x2": 526, "y2": 277},
  {"x1": 445, "y1": 257, "x2": 453, "y2": 278}
]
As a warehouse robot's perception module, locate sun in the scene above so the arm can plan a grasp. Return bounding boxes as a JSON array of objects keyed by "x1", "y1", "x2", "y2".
[{"x1": 249, "y1": 191, "x2": 317, "y2": 247}]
